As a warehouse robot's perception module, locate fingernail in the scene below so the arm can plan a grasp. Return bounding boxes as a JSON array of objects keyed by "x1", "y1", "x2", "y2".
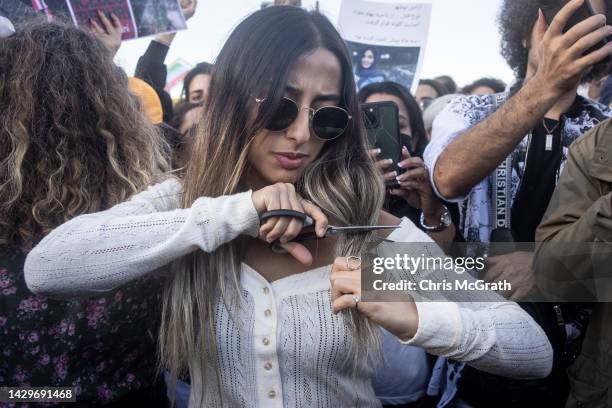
[
  {"x1": 376, "y1": 148, "x2": 381, "y2": 154},
  {"x1": 392, "y1": 171, "x2": 398, "y2": 177},
  {"x1": 396, "y1": 176, "x2": 402, "y2": 182},
  {"x1": 397, "y1": 162, "x2": 405, "y2": 168},
  {"x1": 386, "y1": 159, "x2": 393, "y2": 165},
  {"x1": 402, "y1": 146, "x2": 408, "y2": 152}
]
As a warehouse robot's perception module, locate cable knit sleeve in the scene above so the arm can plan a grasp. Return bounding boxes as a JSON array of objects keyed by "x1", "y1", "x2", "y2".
[
  {"x1": 386, "y1": 217, "x2": 553, "y2": 379},
  {"x1": 24, "y1": 178, "x2": 261, "y2": 296}
]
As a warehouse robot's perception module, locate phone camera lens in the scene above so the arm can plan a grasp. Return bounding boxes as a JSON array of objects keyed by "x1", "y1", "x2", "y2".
[{"x1": 362, "y1": 106, "x2": 379, "y2": 129}]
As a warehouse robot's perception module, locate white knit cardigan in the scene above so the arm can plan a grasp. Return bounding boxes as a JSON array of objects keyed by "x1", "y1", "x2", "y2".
[{"x1": 24, "y1": 179, "x2": 552, "y2": 408}]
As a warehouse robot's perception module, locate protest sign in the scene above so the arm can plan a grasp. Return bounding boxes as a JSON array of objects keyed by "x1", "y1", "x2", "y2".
[
  {"x1": 338, "y1": 0, "x2": 432, "y2": 93},
  {"x1": 64, "y1": 0, "x2": 137, "y2": 39},
  {"x1": 22, "y1": 0, "x2": 187, "y2": 40},
  {"x1": 0, "y1": 1, "x2": 39, "y2": 26},
  {"x1": 124, "y1": 0, "x2": 186, "y2": 38}
]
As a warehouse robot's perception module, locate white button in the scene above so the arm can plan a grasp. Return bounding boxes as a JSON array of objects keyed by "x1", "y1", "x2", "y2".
[
  {"x1": 268, "y1": 390, "x2": 276, "y2": 398},
  {"x1": 264, "y1": 309, "x2": 272, "y2": 317},
  {"x1": 263, "y1": 287, "x2": 270, "y2": 294},
  {"x1": 262, "y1": 337, "x2": 270, "y2": 346},
  {"x1": 264, "y1": 362, "x2": 273, "y2": 370}
]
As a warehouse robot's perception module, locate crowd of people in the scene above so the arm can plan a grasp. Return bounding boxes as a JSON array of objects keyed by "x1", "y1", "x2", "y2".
[{"x1": 2, "y1": 0, "x2": 612, "y2": 407}]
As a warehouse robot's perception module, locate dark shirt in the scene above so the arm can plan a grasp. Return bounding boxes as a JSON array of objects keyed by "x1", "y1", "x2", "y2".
[
  {"x1": 511, "y1": 118, "x2": 563, "y2": 242},
  {"x1": 510, "y1": 96, "x2": 611, "y2": 242},
  {"x1": 0, "y1": 248, "x2": 164, "y2": 406}
]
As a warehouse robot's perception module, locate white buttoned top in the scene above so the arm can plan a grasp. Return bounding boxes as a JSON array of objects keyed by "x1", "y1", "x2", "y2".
[{"x1": 24, "y1": 179, "x2": 554, "y2": 408}]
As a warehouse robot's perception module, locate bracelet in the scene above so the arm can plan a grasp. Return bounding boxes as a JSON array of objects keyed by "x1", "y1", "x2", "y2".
[{"x1": 419, "y1": 206, "x2": 451, "y2": 232}]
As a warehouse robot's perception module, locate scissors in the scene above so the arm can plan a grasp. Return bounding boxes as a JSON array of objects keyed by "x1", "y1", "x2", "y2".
[{"x1": 259, "y1": 210, "x2": 400, "y2": 254}]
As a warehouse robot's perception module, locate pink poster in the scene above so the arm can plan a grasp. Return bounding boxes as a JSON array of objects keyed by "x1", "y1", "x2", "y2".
[{"x1": 66, "y1": 0, "x2": 137, "y2": 40}]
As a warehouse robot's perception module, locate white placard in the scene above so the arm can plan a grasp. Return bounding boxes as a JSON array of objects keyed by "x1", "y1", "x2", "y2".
[{"x1": 338, "y1": 0, "x2": 432, "y2": 93}]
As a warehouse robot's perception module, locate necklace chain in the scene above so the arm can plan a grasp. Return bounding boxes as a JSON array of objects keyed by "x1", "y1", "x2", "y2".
[{"x1": 542, "y1": 119, "x2": 560, "y2": 134}]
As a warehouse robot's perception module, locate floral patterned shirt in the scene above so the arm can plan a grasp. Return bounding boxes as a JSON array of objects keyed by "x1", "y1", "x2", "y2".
[
  {"x1": 423, "y1": 93, "x2": 612, "y2": 243},
  {"x1": 0, "y1": 248, "x2": 163, "y2": 407}
]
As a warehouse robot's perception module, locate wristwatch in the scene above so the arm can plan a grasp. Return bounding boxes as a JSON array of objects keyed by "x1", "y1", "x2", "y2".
[{"x1": 420, "y1": 206, "x2": 451, "y2": 232}]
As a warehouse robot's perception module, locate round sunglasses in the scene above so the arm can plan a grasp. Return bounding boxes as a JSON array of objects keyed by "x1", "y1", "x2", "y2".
[{"x1": 255, "y1": 97, "x2": 352, "y2": 141}]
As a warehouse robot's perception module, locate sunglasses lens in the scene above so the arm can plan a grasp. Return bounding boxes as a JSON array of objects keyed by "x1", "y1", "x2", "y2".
[
  {"x1": 312, "y1": 108, "x2": 350, "y2": 140},
  {"x1": 266, "y1": 98, "x2": 298, "y2": 131}
]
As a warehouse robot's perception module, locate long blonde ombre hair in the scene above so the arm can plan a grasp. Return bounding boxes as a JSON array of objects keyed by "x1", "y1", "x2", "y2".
[{"x1": 159, "y1": 6, "x2": 385, "y2": 397}]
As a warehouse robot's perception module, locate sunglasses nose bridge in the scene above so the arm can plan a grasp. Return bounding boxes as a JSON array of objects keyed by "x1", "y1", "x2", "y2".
[
  {"x1": 298, "y1": 106, "x2": 315, "y2": 120},
  {"x1": 284, "y1": 106, "x2": 314, "y2": 143},
  {"x1": 295, "y1": 106, "x2": 316, "y2": 136}
]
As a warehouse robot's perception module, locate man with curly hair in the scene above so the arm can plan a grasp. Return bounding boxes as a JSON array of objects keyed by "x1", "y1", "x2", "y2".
[{"x1": 423, "y1": 0, "x2": 612, "y2": 407}]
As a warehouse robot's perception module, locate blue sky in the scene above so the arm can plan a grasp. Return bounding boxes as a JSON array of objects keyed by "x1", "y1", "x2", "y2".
[{"x1": 115, "y1": 0, "x2": 514, "y2": 89}]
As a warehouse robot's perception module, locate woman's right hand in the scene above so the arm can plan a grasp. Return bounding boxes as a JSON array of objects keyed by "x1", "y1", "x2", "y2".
[
  {"x1": 252, "y1": 183, "x2": 328, "y2": 265},
  {"x1": 90, "y1": 10, "x2": 122, "y2": 57}
]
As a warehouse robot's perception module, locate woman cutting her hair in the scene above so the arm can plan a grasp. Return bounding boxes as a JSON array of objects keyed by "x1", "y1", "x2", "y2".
[{"x1": 25, "y1": 6, "x2": 552, "y2": 407}]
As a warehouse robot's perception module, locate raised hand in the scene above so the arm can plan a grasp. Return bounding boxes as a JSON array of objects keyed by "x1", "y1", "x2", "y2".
[
  {"x1": 390, "y1": 146, "x2": 440, "y2": 217},
  {"x1": 90, "y1": 10, "x2": 122, "y2": 57},
  {"x1": 531, "y1": 0, "x2": 612, "y2": 95},
  {"x1": 368, "y1": 148, "x2": 398, "y2": 183}
]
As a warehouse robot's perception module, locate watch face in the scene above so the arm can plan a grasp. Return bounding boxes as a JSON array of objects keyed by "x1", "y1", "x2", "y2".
[{"x1": 442, "y1": 212, "x2": 451, "y2": 226}]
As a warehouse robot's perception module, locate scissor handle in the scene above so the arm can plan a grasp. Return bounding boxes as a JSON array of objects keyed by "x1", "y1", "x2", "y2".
[
  {"x1": 259, "y1": 210, "x2": 314, "y2": 227},
  {"x1": 270, "y1": 231, "x2": 321, "y2": 254},
  {"x1": 260, "y1": 210, "x2": 317, "y2": 255}
]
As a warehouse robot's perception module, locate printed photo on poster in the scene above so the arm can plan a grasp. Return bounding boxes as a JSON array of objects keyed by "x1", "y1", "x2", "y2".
[
  {"x1": 41, "y1": 0, "x2": 186, "y2": 40},
  {"x1": 0, "y1": 0, "x2": 39, "y2": 26},
  {"x1": 65, "y1": 0, "x2": 137, "y2": 40},
  {"x1": 338, "y1": 0, "x2": 432, "y2": 93},
  {"x1": 348, "y1": 42, "x2": 420, "y2": 90},
  {"x1": 40, "y1": 0, "x2": 72, "y2": 20},
  {"x1": 129, "y1": 0, "x2": 186, "y2": 38}
]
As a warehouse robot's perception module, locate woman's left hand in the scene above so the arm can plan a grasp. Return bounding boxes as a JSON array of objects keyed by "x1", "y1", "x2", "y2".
[
  {"x1": 390, "y1": 147, "x2": 439, "y2": 215},
  {"x1": 330, "y1": 256, "x2": 419, "y2": 342}
]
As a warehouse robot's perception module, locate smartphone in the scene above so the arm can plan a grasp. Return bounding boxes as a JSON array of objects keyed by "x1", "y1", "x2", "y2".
[
  {"x1": 361, "y1": 101, "x2": 403, "y2": 189},
  {"x1": 541, "y1": 0, "x2": 611, "y2": 75}
]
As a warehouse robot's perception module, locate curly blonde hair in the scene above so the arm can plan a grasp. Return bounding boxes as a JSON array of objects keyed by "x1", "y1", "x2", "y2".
[{"x1": 0, "y1": 21, "x2": 170, "y2": 249}]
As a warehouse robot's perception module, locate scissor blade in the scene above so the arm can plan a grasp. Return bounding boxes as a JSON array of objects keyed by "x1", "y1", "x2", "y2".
[{"x1": 327, "y1": 225, "x2": 401, "y2": 235}]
